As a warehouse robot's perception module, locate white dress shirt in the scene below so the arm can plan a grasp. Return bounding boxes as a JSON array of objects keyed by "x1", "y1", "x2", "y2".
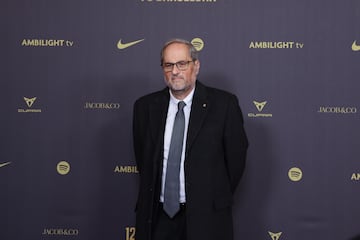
[{"x1": 160, "y1": 88, "x2": 194, "y2": 203}]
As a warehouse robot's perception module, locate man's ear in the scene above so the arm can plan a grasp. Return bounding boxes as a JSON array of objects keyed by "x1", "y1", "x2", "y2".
[{"x1": 195, "y1": 60, "x2": 200, "y2": 75}]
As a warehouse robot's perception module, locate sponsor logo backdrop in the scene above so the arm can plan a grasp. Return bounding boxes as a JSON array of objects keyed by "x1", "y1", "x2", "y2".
[{"x1": 1, "y1": 0, "x2": 359, "y2": 239}]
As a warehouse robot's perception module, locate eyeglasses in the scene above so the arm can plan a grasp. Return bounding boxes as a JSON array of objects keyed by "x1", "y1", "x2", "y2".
[{"x1": 161, "y1": 60, "x2": 194, "y2": 72}]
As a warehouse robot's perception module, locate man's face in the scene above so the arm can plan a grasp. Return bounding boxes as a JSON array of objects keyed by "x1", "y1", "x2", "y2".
[{"x1": 162, "y1": 43, "x2": 200, "y2": 99}]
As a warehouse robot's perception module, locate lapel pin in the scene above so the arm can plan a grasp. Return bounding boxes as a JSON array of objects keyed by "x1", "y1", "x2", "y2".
[{"x1": 202, "y1": 103, "x2": 207, "y2": 108}]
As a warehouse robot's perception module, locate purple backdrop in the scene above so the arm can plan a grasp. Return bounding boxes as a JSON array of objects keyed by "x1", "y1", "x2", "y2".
[{"x1": 1, "y1": 0, "x2": 360, "y2": 239}]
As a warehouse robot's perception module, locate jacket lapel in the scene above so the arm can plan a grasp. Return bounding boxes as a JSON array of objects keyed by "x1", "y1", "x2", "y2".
[
  {"x1": 148, "y1": 82, "x2": 209, "y2": 157},
  {"x1": 149, "y1": 88, "x2": 170, "y2": 145},
  {"x1": 186, "y1": 81, "x2": 209, "y2": 152}
]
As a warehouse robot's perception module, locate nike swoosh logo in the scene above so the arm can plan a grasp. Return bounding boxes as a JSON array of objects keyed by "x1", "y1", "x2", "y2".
[
  {"x1": 117, "y1": 38, "x2": 145, "y2": 50},
  {"x1": 0, "y1": 162, "x2": 11, "y2": 168},
  {"x1": 352, "y1": 40, "x2": 360, "y2": 51}
]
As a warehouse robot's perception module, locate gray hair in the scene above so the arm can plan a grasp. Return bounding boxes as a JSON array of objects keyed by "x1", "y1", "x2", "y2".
[{"x1": 160, "y1": 38, "x2": 199, "y2": 65}]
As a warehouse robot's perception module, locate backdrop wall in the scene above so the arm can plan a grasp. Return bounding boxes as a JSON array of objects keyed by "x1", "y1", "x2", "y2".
[{"x1": 1, "y1": 0, "x2": 360, "y2": 240}]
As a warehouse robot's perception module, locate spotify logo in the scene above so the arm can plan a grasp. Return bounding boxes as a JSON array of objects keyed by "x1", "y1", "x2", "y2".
[
  {"x1": 191, "y1": 38, "x2": 204, "y2": 51},
  {"x1": 288, "y1": 167, "x2": 302, "y2": 182},
  {"x1": 57, "y1": 161, "x2": 70, "y2": 175}
]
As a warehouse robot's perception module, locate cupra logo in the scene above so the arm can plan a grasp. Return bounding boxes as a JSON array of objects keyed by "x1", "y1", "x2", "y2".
[
  {"x1": 268, "y1": 231, "x2": 282, "y2": 240},
  {"x1": 24, "y1": 97, "x2": 37, "y2": 107},
  {"x1": 117, "y1": 38, "x2": 145, "y2": 50},
  {"x1": 248, "y1": 100, "x2": 272, "y2": 118},
  {"x1": 352, "y1": 40, "x2": 360, "y2": 51},
  {"x1": 253, "y1": 101, "x2": 267, "y2": 112},
  {"x1": 18, "y1": 96, "x2": 41, "y2": 113},
  {"x1": 0, "y1": 162, "x2": 11, "y2": 168}
]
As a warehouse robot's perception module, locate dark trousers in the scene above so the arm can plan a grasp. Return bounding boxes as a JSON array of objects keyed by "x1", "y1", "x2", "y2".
[{"x1": 152, "y1": 203, "x2": 187, "y2": 240}]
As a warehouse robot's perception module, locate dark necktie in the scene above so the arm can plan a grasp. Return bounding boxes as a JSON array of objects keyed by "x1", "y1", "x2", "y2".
[{"x1": 163, "y1": 101, "x2": 186, "y2": 218}]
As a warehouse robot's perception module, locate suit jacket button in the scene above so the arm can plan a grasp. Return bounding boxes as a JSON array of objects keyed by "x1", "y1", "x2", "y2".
[{"x1": 149, "y1": 188, "x2": 153, "y2": 192}]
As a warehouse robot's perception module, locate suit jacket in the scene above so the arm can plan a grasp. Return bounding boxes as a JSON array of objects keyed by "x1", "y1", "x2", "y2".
[{"x1": 133, "y1": 81, "x2": 248, "y2": 240}]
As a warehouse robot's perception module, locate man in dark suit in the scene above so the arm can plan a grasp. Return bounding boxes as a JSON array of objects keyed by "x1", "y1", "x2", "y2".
[{"x1": 133, "y1": 39, "x2": 248, "y2": 240}]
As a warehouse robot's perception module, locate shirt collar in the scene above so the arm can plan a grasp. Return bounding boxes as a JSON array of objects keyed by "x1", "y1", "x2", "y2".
[{"x1": 169, "y1": 87, "x2": 195, "y2": 107}]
